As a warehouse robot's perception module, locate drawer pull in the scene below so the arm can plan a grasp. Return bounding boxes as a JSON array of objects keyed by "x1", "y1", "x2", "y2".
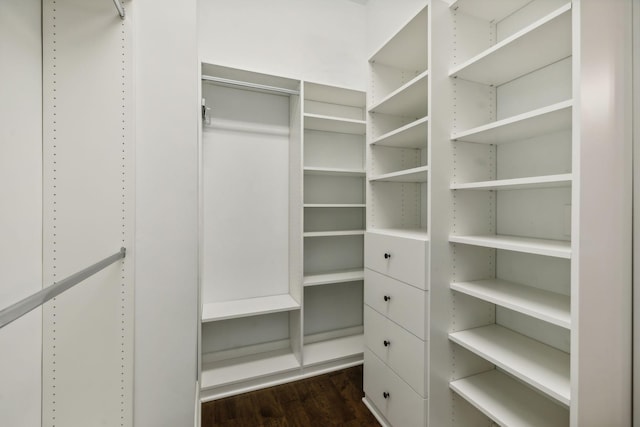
[
  {"x1": 383, "y1": 392, "x2": 390, "y2": 399},
  {"x1": 383, "y1": 340, "x2": 391, "y2": 347},
  {"x1": 384, "y1": 252, "x2": 391, "y2": 259},
  {"x1": 383, "y1": 295, "x2": 391, "y2": 302}
]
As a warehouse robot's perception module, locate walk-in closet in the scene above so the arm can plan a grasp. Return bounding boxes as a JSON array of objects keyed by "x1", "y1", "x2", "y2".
[{"x1": 0, "y1": 0, "x2": 636, "y2": 426}]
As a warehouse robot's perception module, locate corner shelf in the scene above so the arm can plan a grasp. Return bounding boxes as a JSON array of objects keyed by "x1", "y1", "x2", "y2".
[
  {"x1": 304, "y1": 113, "x2": 366, "y2": 135},
  {"x1": 371, "y1": 116, "x2": 428, "y2": 149},
  {"x1": 450, "y1": 369, "x2": 569, "y2": 427},
  {"x1": 449, "y1": 4, "x2": 572, "y2": 86},
  {"x1": 369, "y1": 165, "x2": 428, "y2": 183},
  {"x1": 368, "y1": 70, "x2": 429, "y2": 117},
  {"x1": 449, "y1": 324, "x2": 570, "y2": 406},
  {"x1": 202, "y1": 294, "x2": 300, "y2": 323},
  {"x1": 304, "y1": 230, "x2": 365, "y2": 238},
  {"x1": 451, "y1": 279, "x2": 570, "y2": 329},
  {"x1": 303, "y1": 268, "x2": 365, "y2": 287},
  {"x1": 303, "y1": 333, "x2": 364, "y2": 367},
  {"x1": 449, "y1": 234, "x2": 571, "y2": 259},
  {"x1": 451, "y1": 100, "x2": 572, "y2": 144},
  {"x1": 450, "y1": 173, "x2": 572, "y2": 191}
]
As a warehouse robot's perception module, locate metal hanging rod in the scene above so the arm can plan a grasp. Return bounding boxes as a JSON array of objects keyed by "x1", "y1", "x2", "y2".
[
  {"x1": 201, "y1": 75, "x2": 299, "y2": 96},
  {"x1": 112, "y1": 0, "x2": 125, "y2": 19},
  {"x1": 0, "y1": 247, "x2": 127, "y2": 329}
]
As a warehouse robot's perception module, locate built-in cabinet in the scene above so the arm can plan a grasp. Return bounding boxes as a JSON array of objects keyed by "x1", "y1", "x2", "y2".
[
  {"x1": 199, "y1": 64, "x2": 366, "y2": 401},
  {"x1": 198, "y1": 1, "x2": 632, "y2": 424},
  {"x1": 302, "y1": 81, "x2": 367, "y2": 367},
  {"x1": 363, "y1": 6, "x2": 430, "y2": 427}
]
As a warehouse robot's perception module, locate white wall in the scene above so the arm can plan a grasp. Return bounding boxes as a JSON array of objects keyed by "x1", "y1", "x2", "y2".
[
  {"x1": 366, "y1": 0, "x2": 428, "y2": 57},
  {"x1": 198, "y1": 0, "x2": 367, "y2": 89},
  {"x1": 0, "y1": 1, "x2": 42, "y2": 426},
  {"x1": 133, "y1": 0, "x2": 200, "y2": 426}
]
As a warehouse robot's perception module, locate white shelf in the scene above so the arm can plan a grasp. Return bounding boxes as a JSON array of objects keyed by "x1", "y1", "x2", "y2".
[
  {"x1": 304, "y1": 230, "x2": 365, "y2": 238},
  {"x1": 304, "y1": 203, "x2": 366, "y2": 208},
  {"x1": 303, "y1": 167, "x2": 365, "y2": 177},
  {"x1": 451, "y1": 279, "x2": 570, "y2": 329},
  {"x1": 303, "y1": 268, "x2": 365, "y2": 287},
  {"x1": 450, "y1": 370, "x2": 569, "y2": 427},
  {"x1": 369, "y1": 6, "x2": 428, "y2": 71},
  {"x1": 449, "y1": 324, "x2": 570, "y2": 406},
  {"x1": 450, "y1": 0, "x2": 531, "y2": 22},
  {"x1": 367, "y1": 228, "x2": 429, "y2": 241},
  {"x1": 450, "y1": 4, "x2": 572, "y2": 86},
  {"x1": 304, "y1": 82, "x2": 366, "y2": 108},
  {"x1": 450, "y1": 173, "x2": 572, "y2": 191},
  {"x1": 201, "y1": 348, "x2": 301, "y2": 390},
  {"x1": 303, "y1": 334, "x2": 364, "y2": 366},
  {"x1": 371, "y1": 116, "x2": 428, "y2": 149},
  {"x1": 452, "y1": 100, "x2": 572, "y2": 144},
  {"x1": 202, "y1": 294, "x2": 300, "y2": 322},
  {"x1": 369, "y1": 70, "x2": 428, "y2": 117},
  {"x1": 449, "y1": 234, "x2": 571, "y2": 259},
  {"x1": 369, "y1": 165, "x2": 428, "y2": 183},
  {"x1": 304, "y1": 113, "x2": 366, "y2": 135}
]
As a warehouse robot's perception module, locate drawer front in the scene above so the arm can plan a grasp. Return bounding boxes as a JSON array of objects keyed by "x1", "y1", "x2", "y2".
[
  {"x1": 365, "y1": 268, "x2": 427, "y2": 339},
  {"x1": 364, "y1": 232, "x2": 428, "y2": 289},
  {"x1": 364, "y1": 349, "x2": 427, "y2": 427},
  {"x1": 364, "y1": 306, "x2": 427, "y2": 396}
]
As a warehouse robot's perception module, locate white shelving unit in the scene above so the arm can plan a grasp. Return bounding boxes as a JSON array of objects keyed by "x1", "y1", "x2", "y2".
[
  {"x1": 428, "y1": 0, "x2": 632, "y2": 425},
  {"x1": 199, "y1": 64, "x2": 304, "y2": 401},
  {"x1": 302, "y1": 81, "x2": 366, "y2": 371},
  {"x1": 435, "y1": 1, "x2": 576, "y2": 423},
  {"x1": 364, "y1": 6, "x2": 430, "y2": 426}
]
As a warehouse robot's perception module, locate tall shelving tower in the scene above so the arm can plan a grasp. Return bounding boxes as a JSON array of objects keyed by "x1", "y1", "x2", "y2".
[{"x1": 429, "y1": 0, "x2": 632, "y2": 426}]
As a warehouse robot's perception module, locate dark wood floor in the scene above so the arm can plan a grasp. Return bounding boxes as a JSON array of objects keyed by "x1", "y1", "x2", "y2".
[{"x1": 202, "y1": 365, "x2": 381, "y2": 427}]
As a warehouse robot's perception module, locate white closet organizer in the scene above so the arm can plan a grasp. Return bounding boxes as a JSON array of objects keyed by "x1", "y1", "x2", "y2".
[
  {"x1": 199, "y1": 65, "x2": 367, "y2": 401},
  {"x1": 436, "y1": 1, "x2": 574, "y2": 425},
  {"x1": 302, "y1": 82, "x2": 366, "y2": 369},
  {"x1": 199, "y1": 64, "x2": 303, "y2": 400},
  {"x1": 363, "y1": 5, "x2": 429, "y2": 427}
]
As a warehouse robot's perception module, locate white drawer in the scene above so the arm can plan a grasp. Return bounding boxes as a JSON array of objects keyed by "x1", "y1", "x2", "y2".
[
  {"x1": 365, "y1": 268, "x2": 427, "y2": 339},
  {"x1": 365, "y1": 232, "x2": 428, "y2": 289},
  {"x1": 364, "y1": 349, "x2": 427, "y2": 427},
  {"x1": 364, "y1": 306, "x2": 428, "y2": 397}
]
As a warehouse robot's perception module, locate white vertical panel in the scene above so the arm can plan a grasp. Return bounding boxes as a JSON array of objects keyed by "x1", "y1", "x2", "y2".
[
  {"x1": 133, "y1": 0, "x2": 199, "y2": 425},
  {"x1": 634, "y1": 0, "x2": 640, "y2": 424},
  {"x1": 572, "y1": 0, "x2": 632, "y2": 425},
  {"x1": 42, "y1": 0, "x2": 134, "y2": 425},
  {"x1": 0, "y1": 1, "x2": 42, "y2": 426},
  {"x1": 42, "y1": 0, "x2": 134, "y2": 426}
]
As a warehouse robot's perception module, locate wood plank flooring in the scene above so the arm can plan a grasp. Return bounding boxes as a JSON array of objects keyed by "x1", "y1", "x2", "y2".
[{"x1": 202, "y1": 365, "x2": 381, "y2": 426}]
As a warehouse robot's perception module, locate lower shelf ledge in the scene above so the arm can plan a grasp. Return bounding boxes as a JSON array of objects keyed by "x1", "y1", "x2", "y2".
[
  {"x1": 201, "y1": 348, "x2": 301, "y2": 392},
  {"x1": 303, "y1": 333, "x2": 364, "y2": 367},
  {"x1": 450, "y1": 370, "x2": 569, "y2": 427}
]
